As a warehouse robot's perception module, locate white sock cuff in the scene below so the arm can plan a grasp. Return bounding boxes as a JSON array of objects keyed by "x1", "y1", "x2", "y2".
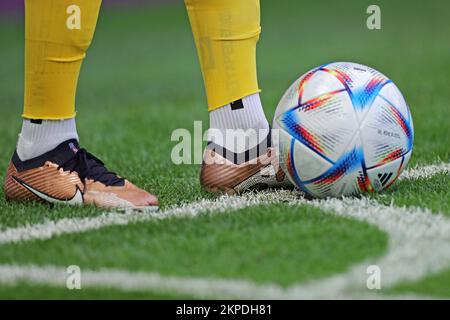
[
  {"x1": 17, "y1": 118, "x2": 79, "y2": 161},
  {"x1": 209, "y1": 93, "x2": 269, "y2": 131},
  {"x1": 208, "y1": 93, "x2": 270, "y2": 153},
  {"x1": 20, "y1": 119, "x2": 78, "y2": 142}
]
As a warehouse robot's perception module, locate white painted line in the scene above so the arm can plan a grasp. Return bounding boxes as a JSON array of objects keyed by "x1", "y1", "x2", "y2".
[
  {"x1": 399, "y1": 162, "x2": 449, "y2": 181},
  {"x1": 0, "y1": 192, "x2": 283, "y2": 244},
  {"x1": 284, "y1": 196, "x2": 450, "y2": 299},
  {"x1": 0, "y1": 263, "x2": 286, "y2": 299},
  {"x1": 0, "y1": 194, "x2": 448, "y2": 299},
  {"x1": 0, "y1": 162, "x2": 449, "y2": 299},
  {"x1": 0, "y1": 162, "x2": 448, "y2": 245},
  {"x1": 0, "y1": 263, "x2": 435, "y2": 300}
]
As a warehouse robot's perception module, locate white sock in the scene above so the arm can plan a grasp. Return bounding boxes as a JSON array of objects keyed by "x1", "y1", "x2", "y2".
[
  {"x1": 16, "y1": 118, "x2": 79, "y2": 161},
  {"x1": 208, "y1": 93, "x2": 269, "y2": 153}
]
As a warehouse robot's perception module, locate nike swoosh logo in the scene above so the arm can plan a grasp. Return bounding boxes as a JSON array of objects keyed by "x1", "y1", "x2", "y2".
[{"x1": 13, "y1": 176, "x2": 83, "y2": 205}]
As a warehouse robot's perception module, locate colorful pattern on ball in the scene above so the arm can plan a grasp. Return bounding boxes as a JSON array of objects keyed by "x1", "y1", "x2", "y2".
[{"x1": 274, "y1": 62, "x2": 414, "y2": 197}]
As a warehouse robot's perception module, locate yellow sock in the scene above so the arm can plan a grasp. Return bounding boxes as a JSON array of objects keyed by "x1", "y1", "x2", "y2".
[
  {"x1": 23, "y1": 0, "x2": 102, "y2": 120},
  {"x1": 185, "y1": 0, "x2": 261, "y2": 111}
]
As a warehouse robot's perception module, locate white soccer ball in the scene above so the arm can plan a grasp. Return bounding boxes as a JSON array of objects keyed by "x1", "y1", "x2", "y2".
[{"x1": 273, "y1": 62, "x2": 414, "y2": 198}]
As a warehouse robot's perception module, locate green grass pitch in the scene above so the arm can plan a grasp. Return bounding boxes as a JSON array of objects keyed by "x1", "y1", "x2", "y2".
[{"x1": 0, "y1": 0, "x2": 449, "y2": 299}]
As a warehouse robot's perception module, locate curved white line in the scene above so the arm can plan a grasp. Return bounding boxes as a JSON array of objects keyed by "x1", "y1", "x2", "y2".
[{"x1": 0, "y1": 162, "x2": 448, "y2": 299}]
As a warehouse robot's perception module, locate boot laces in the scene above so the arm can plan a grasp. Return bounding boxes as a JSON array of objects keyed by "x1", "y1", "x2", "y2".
[{"x1": 57, "y1": 148, "x2": 124, "y2": 186}]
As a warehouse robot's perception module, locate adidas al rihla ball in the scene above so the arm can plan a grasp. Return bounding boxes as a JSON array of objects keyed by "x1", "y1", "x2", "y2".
[{"x1": 273, "y1": 62, "x2": 414, "y2": 198}]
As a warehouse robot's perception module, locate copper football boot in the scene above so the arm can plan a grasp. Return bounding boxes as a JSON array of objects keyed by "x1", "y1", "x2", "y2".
[
  {"x1": 3, "y1": 140, "x2": 158, "y2": 212},
  {"x1": 200, "y1": 134, "x2": 293, "y2": 194}
]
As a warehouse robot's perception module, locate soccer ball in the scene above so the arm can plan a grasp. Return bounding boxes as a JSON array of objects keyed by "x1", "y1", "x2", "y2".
[{"x1": 273, "y1": 62, "x2": 414, "y2": 198}]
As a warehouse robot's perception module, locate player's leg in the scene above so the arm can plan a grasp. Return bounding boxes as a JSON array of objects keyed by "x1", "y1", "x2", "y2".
[
  {"x1": 185, "y1": 0, "x2": 292, "y2": 193},
  {"x1": 3, "y1": 0, "x2": 158, "y2": 211}
]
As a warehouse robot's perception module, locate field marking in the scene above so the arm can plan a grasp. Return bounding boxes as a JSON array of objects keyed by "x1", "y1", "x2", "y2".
[
  {"x1": 398, "y1": 162, "x2": 449, "y2": 181},
  {"x1": 0, "y1": 162, "x2": 448, "y2": 299},
  {"x1": 0, "y1": 263, "x2": 434, "y2": 300},
  {"x1": 0, "y1": 162, "x2": 448, "y2": 245},
  {"x1": 287, "y1": 197, "x2": 450, "y2": 298}
]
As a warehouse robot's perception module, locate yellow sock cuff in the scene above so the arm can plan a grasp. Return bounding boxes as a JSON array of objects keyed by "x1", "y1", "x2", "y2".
[
  {"x1": 23, "y1": 0, "x2": 102, "y2": 120},
  {"x1": 185, "y1": 0, "x2": 261, "y2": 111}
]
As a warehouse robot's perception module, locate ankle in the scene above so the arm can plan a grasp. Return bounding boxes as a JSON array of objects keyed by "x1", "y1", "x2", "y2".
[
  {"x1": 17, "y1": 118, "x2": 79, "y2": 161},
  {"x1": 208, "y1": 93, "x2": 269, "y2": 152}
]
